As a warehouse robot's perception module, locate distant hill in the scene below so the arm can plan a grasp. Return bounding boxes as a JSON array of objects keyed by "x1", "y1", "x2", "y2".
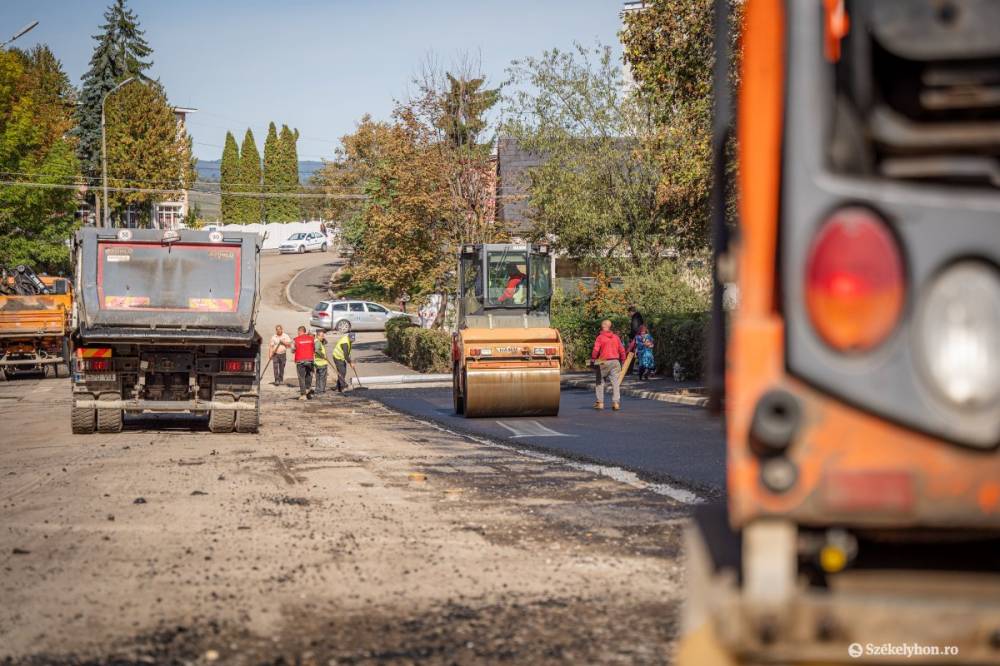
[{"x1": 196, "y1": 159, "x2": 325, "y2": 184}]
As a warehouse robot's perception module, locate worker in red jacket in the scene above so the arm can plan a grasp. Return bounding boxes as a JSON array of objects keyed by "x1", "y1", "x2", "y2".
[
  {"x1": 291, "y1": 326, "x2": 315, "y2": 400},
  {"x1": 591, "y1": 319, "x2": 627, "y2": 411}
]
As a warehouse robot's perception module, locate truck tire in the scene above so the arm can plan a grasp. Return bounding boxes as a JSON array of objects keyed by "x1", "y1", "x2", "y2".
[
  {"x1": 235, "y1": 396, "x2": 260, "y2": 433},
  {"x1": 209, "y1": 395, "x2": 235, "y2": 433},
  {"x1": 72, "y1": 407, "x2": 95, "y2": 434},
  {"x1": 96, "y1": 392, "x2": 124, "y2": 433}
]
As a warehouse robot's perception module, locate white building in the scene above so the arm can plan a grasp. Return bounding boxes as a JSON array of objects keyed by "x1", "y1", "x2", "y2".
[{"x1": 151, "y1": 106, "x2": 197, "y2": 230}]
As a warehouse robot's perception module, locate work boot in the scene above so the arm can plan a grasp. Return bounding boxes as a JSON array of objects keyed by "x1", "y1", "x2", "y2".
[
  {"x1": 612, "y1": 402, "x2": 621, "y2": 411},
  {"x1": 594, "y1": 401, "x2": 603, "y2": 410},
  {"x1": 298, "y1": 394, "x2": 307, "y2": 401}
]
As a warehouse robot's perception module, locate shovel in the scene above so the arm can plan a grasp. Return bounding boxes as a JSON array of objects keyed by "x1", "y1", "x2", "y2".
[{"x1": 351, "y1": 364, "x2": 368, "y2": 391}]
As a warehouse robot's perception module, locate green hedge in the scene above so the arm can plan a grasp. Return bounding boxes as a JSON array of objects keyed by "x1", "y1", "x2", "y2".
[
  {"x1": 649, "y1": 312, "x2": 709, "y2": 380},
  {"x1": 384, "y1": 317, "x2": 452, "y2": 373}
]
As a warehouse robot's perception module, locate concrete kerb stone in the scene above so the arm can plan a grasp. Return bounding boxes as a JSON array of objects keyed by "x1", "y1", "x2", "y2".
[{"x1": 560, "y1": 377, "x2": 709, "y2": 408}]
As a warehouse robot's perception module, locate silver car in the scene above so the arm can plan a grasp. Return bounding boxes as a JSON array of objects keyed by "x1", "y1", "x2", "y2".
[
  {"x1": 279, "y1": 232, "x2": 328, "y2": 254},
  {"x1": 310, "y1": 300, "x2": 415, "y2": 332}
]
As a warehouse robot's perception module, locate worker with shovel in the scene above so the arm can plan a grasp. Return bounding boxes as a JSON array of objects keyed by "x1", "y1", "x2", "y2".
[{"x1": 332, "y1": 331, "x2": 357, "y2": 393}]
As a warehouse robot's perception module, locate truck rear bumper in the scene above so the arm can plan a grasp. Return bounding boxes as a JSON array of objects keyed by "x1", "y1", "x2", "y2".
[
  {"x1": 74, "y1": 398, "x2": 257, "y2": 411},
  {"x1": 1, "y1": 356, "x2": 64, "y2": 367}
]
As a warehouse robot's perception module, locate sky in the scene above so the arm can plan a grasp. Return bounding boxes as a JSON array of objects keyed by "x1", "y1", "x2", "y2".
[{"x1": 1, "y1": 0, "x2": 625, "y2": 162}]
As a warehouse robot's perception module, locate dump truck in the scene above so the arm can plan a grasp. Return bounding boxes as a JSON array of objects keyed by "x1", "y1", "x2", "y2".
[
  {"x1": 70, "y1": 227, "x2": 262, "y2": 434},
  {"x1": 677, "y1": 1, "x2": 1000, "y2": 664},
  {"x1": 451, "y1": 243, "x2": 562, "y2": 417},
  {"x1": 0, "y1": 266, "x2": 73, "y2": 379}
]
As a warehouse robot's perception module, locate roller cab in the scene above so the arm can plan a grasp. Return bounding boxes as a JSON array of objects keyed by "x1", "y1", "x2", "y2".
[{"x1": 451, "y1": 243, "x2": 562, "y2": 418}]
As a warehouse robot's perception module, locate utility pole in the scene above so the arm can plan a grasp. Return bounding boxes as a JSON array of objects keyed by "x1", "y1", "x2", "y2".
[
  {"x1": 0, "y1": 20, "x2": 38, "y2": 49},
  {"x1": 100, "y1": 77, "x2": 137, "y2": 227}
]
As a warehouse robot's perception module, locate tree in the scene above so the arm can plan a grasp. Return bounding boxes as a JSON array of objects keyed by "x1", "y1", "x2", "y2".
[
  {"x1": 621, "y1": 0, "x2": 743, "y2": 252},
  {"x1": 502, "y1": 43, "x2": 668, "y2": 265},
  {"x1": 276, "y1": 124, "x2": 300, "y2": 221},
  {"x1": 234, "y1": 129, "x2": 261, "y2": 223},
  {"x1": 219, "y1": 131, "x2": 239, "y2": 222},
  {"x1": 104, "y1": 80, "x2": 194, "y2": 225},
  {"x1": 0, "y1": 46, "x2": 81, "y2": 272},
  {"x1": 76, "y1": 0, "x2": 153, "y2": 180},
  {"x1": 261, "y1": 122, "x2": 280, "y2": 221}
]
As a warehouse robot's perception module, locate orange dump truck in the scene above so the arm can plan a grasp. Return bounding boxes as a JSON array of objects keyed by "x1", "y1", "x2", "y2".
[{"x1": 0, "y1": 266, "x2": 73, "y2": 379}]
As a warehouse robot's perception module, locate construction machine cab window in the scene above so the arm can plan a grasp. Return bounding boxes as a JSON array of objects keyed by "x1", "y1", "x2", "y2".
[{"x1": 460, "y1": 245, "x2": 552, "y2": 316}]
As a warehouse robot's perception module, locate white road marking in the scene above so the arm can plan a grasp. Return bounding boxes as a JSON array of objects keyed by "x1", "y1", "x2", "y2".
[{"x1": 496, "y1": 420, "x2": 573, "y2": 438}]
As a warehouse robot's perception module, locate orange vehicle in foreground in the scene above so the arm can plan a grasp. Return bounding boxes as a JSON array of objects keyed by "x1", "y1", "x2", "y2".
[
  {"x1": 678, "y1": 1, "x2": 1000, "y2": 664},
  {"x1": 0, "y1": 266, "x2": 72, "y2": 379}
]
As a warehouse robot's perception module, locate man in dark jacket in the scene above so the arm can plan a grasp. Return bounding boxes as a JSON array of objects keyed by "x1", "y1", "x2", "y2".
[{"x1": 591, "y1": 319, "x2": 627, "y2": 411}]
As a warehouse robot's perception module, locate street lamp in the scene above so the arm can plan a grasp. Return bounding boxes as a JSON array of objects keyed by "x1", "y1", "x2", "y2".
[
  {"x1": 0, "y1": 20, "x2": 39, "y2": 49},
  {"x1": 101, "y1": 76, "x2": 141, "y2": 227}
]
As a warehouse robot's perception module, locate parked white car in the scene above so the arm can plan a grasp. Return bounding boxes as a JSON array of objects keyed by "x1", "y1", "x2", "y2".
[
  {"x1": 310, "y1": 300, "x2": 416, "y2": 332},
  {"x1": 279, "y1": 232, "x2": 328, "y2": 254}
]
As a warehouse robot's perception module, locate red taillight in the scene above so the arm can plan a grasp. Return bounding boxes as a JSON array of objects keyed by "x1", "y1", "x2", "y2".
[
  {"x1": 223, "y1": 359, "x2": 253, "y2": 373},
  {"x1": 317, "y1": 312, "x2": 329, "y2": 318},
  {"x1": 545, "y1": 347, "x2": 557, "y2": 356},
  {"x1": 469, "y1": 348, "x2": 480, "y2": 356},
  {"x1": 85, "y1": 359, "x2": 111, "y2": 371},
  {"x1": 805, "y1": 208, "x2": 904, "y2": 352}
]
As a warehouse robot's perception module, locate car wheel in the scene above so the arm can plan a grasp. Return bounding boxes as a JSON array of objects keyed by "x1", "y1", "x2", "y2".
[
  {"x1": 297, "y1": 245, "x2": 305, "y2": 254},
  {"x1": 335, "y1": 319, "x2": 351, "y2": 333},
  {"x1": 321, "y1": 242, "x2": 328, "y2": 252}
]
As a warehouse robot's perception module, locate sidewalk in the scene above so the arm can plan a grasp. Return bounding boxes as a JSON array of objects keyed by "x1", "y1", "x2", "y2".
[{"x1": 561, "y1": 371, "x2": 708, "y2": 407}]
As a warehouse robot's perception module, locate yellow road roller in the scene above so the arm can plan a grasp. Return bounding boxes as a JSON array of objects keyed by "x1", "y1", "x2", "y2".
[{"x1": 451, "y1": 243, "x2": 562, "y2": 417}]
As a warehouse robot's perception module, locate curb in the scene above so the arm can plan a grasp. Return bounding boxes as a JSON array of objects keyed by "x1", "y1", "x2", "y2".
[
  {"x1": 561, "y1": 378, "x2": 709, "y2": 407},
  {"x1": 352, "y1": 373, "x2": 450, "y2": 386}
]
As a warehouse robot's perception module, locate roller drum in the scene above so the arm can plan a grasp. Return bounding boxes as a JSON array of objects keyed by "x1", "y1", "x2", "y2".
[{"x1": 464, "y1": 366, "x2": 560, "y2": 417}]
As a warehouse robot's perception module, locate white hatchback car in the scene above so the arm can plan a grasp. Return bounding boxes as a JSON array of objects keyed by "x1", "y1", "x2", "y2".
[
  {"x1": 310, "y1": 300, "x2": 415, "y2": 332},
  {"x1": 279, "y1": 232, "x2": 328, "y2": 254}
]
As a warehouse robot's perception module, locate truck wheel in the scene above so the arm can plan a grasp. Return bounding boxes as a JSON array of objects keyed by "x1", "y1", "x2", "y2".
[
  {"x1": 71, "y1": 407, "x2": 95, "y2": 434},
  {"x1": 335, "y1": 319, "x2": 351, "y2": 333},
  {"x1": 453, "y1": 367, "x2": 465, "y2": 414},
  {"x1": 235, "y1": 397, "x2": 259, "y2": 433},
  {"x1": 209, "y1": 395, "x2": 236, "y2": 433},
  {"x1": 96, "y1": 392, "x2": 123, "y2": 433}
]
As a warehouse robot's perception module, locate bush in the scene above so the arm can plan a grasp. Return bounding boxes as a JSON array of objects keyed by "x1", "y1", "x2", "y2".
[
  {"x1": 550, "y1": 262, "x2": 710, "y2": 378},
  {"x1": 384, "y1": 318, "x2": 452, "y2": 373}
]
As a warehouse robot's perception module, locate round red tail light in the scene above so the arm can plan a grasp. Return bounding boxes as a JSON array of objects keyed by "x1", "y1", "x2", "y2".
[{"x1": 805, "y1": 208, "x2": 905, "y2": 352}]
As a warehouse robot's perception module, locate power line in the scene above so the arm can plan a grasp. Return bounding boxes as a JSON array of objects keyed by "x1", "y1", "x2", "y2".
[
  {"x1": 0, "y1": 179, "x2": 368, "y2": 200},
  {"x1": 0, "y1": 169, "x2": 357, "y2": 192}
]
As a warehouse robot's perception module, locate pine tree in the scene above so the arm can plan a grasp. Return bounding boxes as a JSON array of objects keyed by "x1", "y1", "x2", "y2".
[
  {"x1": 219, "y1": 131, "x2": 239, "y2": 222},
  {"x1": 276, "y1": 124, "x2": 300, "y2": 221},
  {"x1": 235, "y1": 129, "x2": 262, "y2": 223},
  {"x1": 262, "y1": 122, "x2": 280, "y2": 221},
  {"x1": 76, "y1": 0, "x2": 153, "y2": 180}
]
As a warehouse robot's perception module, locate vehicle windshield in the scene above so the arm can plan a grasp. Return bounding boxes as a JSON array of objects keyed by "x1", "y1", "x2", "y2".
[
  {"x1": 97, "y1": 242, "x2": 240, "y2": 312},
  {"x1": 287, "y1": 233, "x2": 305, "y2": 240},
  {"x1": 486, "y1": 250, "x2": 528, "y2": 306},
  {"x1": 529, "y1": 253, "x2": 552, "y2": 311}
]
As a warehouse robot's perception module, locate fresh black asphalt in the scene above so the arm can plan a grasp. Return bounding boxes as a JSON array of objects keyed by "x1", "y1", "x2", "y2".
[{"x1": 368, "y1": 385, "x2": 727, "y2": 497}]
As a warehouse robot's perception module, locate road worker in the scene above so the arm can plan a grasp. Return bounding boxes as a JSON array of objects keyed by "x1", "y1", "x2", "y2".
[
  {"x1": 313, "y1": 329, "x2": 330, "y2": 394},
  {"x1": 332, "y1": 331, "x2": 357, "y2": 393},
  {"x1": 291, "y1": 325, "x2": 315, "y2": 400},
  {"x1": 591, "y1": 319, "x2": 626, "y2": 411}
]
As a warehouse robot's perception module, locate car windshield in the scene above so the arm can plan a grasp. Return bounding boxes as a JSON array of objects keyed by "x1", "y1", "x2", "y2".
[
  {"x1": 97, "y1": 242, "x2": 240, "y2": 312},
  {"x1": 288, "y1": 233, "x2": 305, "y2": 240}
]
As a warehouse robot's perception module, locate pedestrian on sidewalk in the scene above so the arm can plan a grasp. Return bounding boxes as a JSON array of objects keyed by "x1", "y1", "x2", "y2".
[
  {"x1": 628, "y1": 305, "x2": 644, "y2": 375},
  {"x1": 268, "y1": 325, "x2": 292, "y2": 386},
  {"x1": 332, "y1": 331, "x2": 357, "y2": 393},
  {"x1": 291, "y1": 326, "x2": 315, "y2": 400},
  {"x1": 313, "y1": 329, "x2": 330, "y2": 394},
  {"x1": 628, "y1": 323, "x2": 656, "y2": 380},
  {"x1": 591, "y1": 319, "x2": 627, "y2": 411}
]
